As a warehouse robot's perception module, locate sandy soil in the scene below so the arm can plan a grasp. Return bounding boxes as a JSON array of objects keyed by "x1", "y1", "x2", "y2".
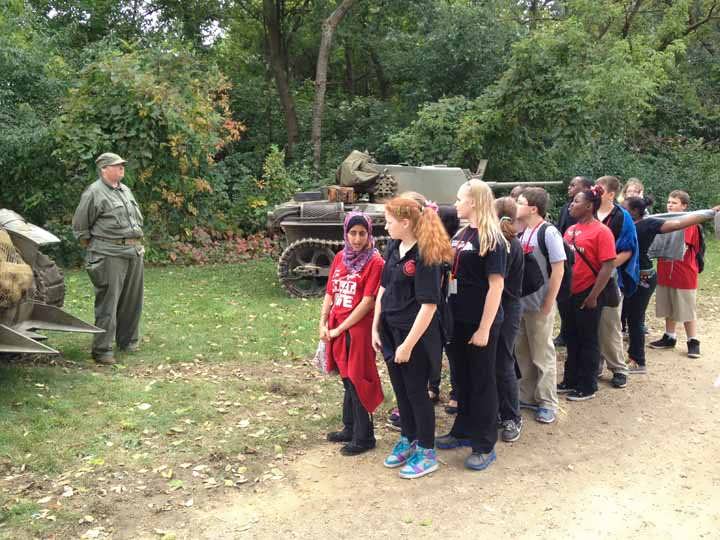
[{"x1": 120, "y1": 317, "x2": 720, "y2": 540}]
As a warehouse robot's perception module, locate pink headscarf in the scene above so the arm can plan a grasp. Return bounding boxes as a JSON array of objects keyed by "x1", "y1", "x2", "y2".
[{"x1": 342, "y1": 212, "x2": 378, "y2": 274}]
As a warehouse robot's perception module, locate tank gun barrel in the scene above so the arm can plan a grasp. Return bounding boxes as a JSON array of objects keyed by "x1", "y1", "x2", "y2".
[{"x1": 485, "y1": 181, "x2": 564, "y2": 188}]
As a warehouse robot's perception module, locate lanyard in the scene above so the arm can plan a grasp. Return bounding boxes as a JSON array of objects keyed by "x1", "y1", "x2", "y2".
[
  {"x1": 451, "y1": 228, "x2": 475, "y2": 278},
  {"x1": 522, "y1": 221, "x2": 543, "y2": 254}
]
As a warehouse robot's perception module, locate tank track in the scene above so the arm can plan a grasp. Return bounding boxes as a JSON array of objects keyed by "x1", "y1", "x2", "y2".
[
  {"x1": 32, "y1": 252, "x2": 65, "y2": 307},
  {"x1": 277, "y1": 236, "x2": 389, "y2": 298}
]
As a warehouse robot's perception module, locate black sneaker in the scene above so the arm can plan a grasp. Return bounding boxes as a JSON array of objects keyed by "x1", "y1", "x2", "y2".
[
  {"x1": 566, "y1": 390, "x2": 596, "y2": 402},
  {"x1": 687, "y1": 339, "x2": 701, "y2": 358},
  {"x1": 500, "y1": 418, "x2": 522, "y2": 443},
  {"x1": 611, "y1": 372, "x2": 627, "y2": 388},
  {"x1": 340, "y1": 442, "x2": 375, "y2": 456},
  {"x1": 648, "y1": 334, "x2": 677, "y2": 349},
  {"x1": 327, "y1": 429, "x2": 353, "y2": 443},
  {"x1": 386, "y1": 408, "x2": 401, "y2": 431},
  {"x1": 557, "y1": 381, "x2": 574, "y2": 394}
]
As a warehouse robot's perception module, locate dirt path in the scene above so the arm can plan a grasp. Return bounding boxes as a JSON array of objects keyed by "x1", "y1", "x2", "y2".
[{"x1": 124, "y1": 318, "x2": 720, "y2": 540}]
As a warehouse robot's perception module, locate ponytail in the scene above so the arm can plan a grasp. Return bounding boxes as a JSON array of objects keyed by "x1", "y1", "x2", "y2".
[
  {"x1": 386, "y1": 196, "x2": 453, "y2": 266},
  {"x1": 494, "y1": 196, "x2": 518, "y2": 243}
]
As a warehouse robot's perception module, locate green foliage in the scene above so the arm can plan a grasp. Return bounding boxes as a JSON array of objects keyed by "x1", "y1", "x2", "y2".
[
  {"x1": 212, "y1": 146, "x2": 298, "y2": 234},
  {"x1": 52, "y1": 42, "x2": 244, "y2": 239}
]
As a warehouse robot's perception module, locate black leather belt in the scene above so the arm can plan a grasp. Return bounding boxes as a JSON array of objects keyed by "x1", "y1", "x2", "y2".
[{"x1": 94, "y1": 237, "x2": 142, "y2": 245}]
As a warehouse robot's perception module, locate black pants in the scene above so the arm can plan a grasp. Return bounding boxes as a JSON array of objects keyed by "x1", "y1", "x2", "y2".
[
  {"x1": 446, "y1": 320, "x2": 500, "y2": 454},
  {"x1": 625, "y1": 272, "x2": 657, "y2": 366},
  {"x1": 496, "y1": 299, "x2": 521, "y2": 422},
  {"x1": 428, "y1": 347, "x2": 443, "y2": 397},
  {"x1": 381, "y1": 317, "x2": 440, "y2": 449},
  {"x1": 341, "y1": 378, "x2": 375, "y2": 447},
  {"x1": 557, "y1": 297, "x2": 573, "y2": 341},
  {"x1": 562, "y1": 290, "x2": 603, "y2": 394}
]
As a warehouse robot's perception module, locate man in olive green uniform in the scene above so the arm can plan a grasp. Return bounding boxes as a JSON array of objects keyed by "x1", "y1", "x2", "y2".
[{"x1": 72, "y1": 152, "x2": 144, "y2": 364}]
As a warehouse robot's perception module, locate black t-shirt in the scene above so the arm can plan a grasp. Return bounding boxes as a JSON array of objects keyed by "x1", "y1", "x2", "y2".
[
  {"x1": 635, "y1": 217, "x2": 664, "y2": 270},
  {"x1": 380, "y1": 240, "x2": 442, "y2": 329},
  {"x1": 557, "y1": 202, "x2": 576, "y2": 236},
  {"x1": 503, "y1": 237, "x2": 524, "y2": 303},
  {"x1": 449, "y1": 227, "x2": 507, "y2": 325},
  {"x1": 600, "y1": 204, "x2": 625, "y2": 240}
]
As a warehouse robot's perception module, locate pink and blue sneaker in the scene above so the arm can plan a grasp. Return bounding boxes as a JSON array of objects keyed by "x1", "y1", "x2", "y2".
[
  {"x1": 383, "y1": 436, "x2": 416, "y2": 468},
  {"x1": 398, "y1": 445, "x2": 439, "y2": 479}
]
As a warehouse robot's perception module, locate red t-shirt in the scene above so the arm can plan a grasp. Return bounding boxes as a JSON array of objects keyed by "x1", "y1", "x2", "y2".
[
  {"x1": 657, "y1": 226, "x2": 700, "y2": 290},
  {"x1": 326, "y1": 252, "x2": 384, "y2": 320},
  {"x1": 564, "y1": 220, "x2": 617, "y2": 294}
]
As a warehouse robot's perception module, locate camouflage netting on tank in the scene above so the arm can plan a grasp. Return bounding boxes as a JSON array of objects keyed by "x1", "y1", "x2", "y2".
[{"x1": 0, "y1": 229, "x2": 33, "y2": 307}]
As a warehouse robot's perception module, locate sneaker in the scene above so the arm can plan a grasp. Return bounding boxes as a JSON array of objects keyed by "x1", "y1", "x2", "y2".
[
  {"x1": 627, "y1": 360, "x2": 647, "y2": 374},
  {"x1": 501, "y1": 418, "x2": 522, "y2": 442},
  {"x1": 687, "y1": 339, "x2": 701, "y2": 358},
  {"x1": 519, "y1": 400, "x2": 539, "y2": 410},
  {"x1": 566, "y1": 390, "x2": 596, "y2": 402},
  {"x1": 383, "y1": 436, "x2": 416, "y2": 468},
  {"x1": 556, "y1": 382, "x2": 574, "y2": 395},
  {"x1": 648, "y1": 334, "x2": 677, "y2": 349},
  {"x1": 398, "y1": 446, "x2": 439, "y2": 479},
  {"x1": 464, "y1": 450, "x2": 496, "y2": 471},
  {"x1": 386, "y1": 408, "x2": 401, "y2": 431},
  {"x1": 340, "y1": 441, "x2": 375, "y2": 456},
  {"x1": 535, "y1": 407, "x2": 556, "y2": 424},
  {"x1": 553, "y1": 335, "x2": 566, "y2": 347},
  {"x1": 436, "y1": 433, "x2": 472, "y2": 449},
  {"x1": 327, "y1": 429, "x2": 353, "y2": 443},
  {"x1": 611, "y1": 373, "x2": 627, "y2": 388}
]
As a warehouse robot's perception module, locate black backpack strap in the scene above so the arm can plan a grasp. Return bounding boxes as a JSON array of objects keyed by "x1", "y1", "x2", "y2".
[
  {"x1": 571, "y1": 231, "x2": 599, "y2": 276},
  {"x1": 537, "y1": 222, "x2": 556, "y2": 276}
]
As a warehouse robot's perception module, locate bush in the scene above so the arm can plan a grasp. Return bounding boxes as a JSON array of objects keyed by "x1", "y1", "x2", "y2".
[{"x1": 52, "y1": 42, "x2": 244, "y2": 242}]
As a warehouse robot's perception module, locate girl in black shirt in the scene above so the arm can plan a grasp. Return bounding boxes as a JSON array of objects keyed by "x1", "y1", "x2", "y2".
[
  {"x1": 372, "y1": 196, "x2": 452, "y2": 479},
  {"x1": 494, "y1": 197, "x2": 524, "y2": 443},
  {"x1": 622, "y1": 197, "x2": 718, "y2": 372},
  {"x1": 436, "y1": 179, "x2": 507, "y2": 472}
]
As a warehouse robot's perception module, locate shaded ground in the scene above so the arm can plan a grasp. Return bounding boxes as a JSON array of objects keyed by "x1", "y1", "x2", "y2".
[{"x1": 117, "y1": 317, "x2": 720, "y2": 540}]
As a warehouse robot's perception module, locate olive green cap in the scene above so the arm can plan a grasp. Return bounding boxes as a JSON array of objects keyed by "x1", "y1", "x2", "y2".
[{"x1": 95, "y1": 152, "x2": 127, "y2": 168}]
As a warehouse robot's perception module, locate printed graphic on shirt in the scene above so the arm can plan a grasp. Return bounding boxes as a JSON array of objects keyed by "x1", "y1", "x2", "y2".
[{"x1": 330, "y1": 269, "x2": 360, "y2": 308}]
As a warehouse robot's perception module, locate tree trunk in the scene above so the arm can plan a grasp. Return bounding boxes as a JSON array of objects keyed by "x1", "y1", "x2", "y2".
[
  {"x1": 344, "y1": 40, "x2": 354, "y2": 95},
  {"x1": 311, "y1": 0, "x2": 357, "y2": 171},
  {"x1": 369, "y1": 47, "x2": 390, "y2": 99},
  {"x1": 264, "y1": 0, "x2": 299, "y2": 159}
]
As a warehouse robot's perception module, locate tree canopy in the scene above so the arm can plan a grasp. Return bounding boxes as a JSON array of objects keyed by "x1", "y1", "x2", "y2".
[{"x1": 1, "y1": 0, "x2": 719, "y2": 262}]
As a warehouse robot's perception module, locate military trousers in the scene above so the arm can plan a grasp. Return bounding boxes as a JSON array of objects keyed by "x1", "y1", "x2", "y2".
[{"x1": 86, "y1": 251, "x2": 144, "y2": 359}]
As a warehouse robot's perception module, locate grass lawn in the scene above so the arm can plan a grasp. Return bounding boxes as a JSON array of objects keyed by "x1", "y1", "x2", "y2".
[
  {"x1": 2, "y1": 240, "x2": 719, "y2": 537},
  {"x1": 0, "y1": 258, "x2": 396, "y2": 538}
]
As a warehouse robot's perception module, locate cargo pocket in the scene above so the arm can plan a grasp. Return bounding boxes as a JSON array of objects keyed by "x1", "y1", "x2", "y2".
[
  {"x1": 108, "y1": 201, "x2": 126, "y2": 228},
  {"x1": 85, "y1": 254, "x2": 108, "y2": 288}
]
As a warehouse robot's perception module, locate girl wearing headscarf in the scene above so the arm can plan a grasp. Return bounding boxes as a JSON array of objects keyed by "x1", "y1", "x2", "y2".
[{"x1": 320, "y1": 212, "x2": 385, "y2": 456}]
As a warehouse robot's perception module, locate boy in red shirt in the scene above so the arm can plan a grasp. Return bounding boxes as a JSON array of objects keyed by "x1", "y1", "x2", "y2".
[{"x1": 649, "y1": 191, "x2": 703, "y2": 358}]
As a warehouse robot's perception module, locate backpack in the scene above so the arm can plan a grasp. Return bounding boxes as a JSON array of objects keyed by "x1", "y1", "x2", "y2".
[
  {"x1": 537, "y1": 223, "x2": 575, "y2": 302},
  {"x1": 696, "y1": 225, "x2": 706, "y2": 274}
]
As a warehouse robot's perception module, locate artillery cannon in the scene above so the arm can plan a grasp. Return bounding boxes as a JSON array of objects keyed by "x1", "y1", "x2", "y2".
[
  {"x1": 0, "y1": 209, "x2": 103, "y2": 354},
  {"x1": 268, "y1": 151, "x2": 562, "y2": 297}
]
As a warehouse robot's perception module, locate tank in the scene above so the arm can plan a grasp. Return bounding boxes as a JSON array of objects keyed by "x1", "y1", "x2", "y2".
[
  {"x1": 0, "y1": 209, "x2": 103, "y2": 354},
  {"x1": 268, "y1": 152, "x2": 563, "y2": 297}
]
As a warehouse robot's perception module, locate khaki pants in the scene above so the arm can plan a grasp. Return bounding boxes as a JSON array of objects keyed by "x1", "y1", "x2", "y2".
[
  {"x1": 516, "y1": 308, "x2": 558, "y2": 411},
  {"x1": 599, "y1": 302, "x2": 627, "y2": 375},
  {"x1": 86, "y1": 252, "x2": 144, "y2": 359}
]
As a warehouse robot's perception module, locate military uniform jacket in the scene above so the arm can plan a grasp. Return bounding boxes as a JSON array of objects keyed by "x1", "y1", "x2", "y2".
[{"x1": 72, "y1": 179, "x2": 144, "y2": 258}]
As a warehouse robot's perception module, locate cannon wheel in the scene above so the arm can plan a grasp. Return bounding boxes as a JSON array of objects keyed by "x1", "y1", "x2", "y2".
[
  {"x1": 277, "y1": 236, "x2": 390, "y2": 298},
  {"x1": 32, "y1": 252, "x2": 65, "y2": 307}
]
